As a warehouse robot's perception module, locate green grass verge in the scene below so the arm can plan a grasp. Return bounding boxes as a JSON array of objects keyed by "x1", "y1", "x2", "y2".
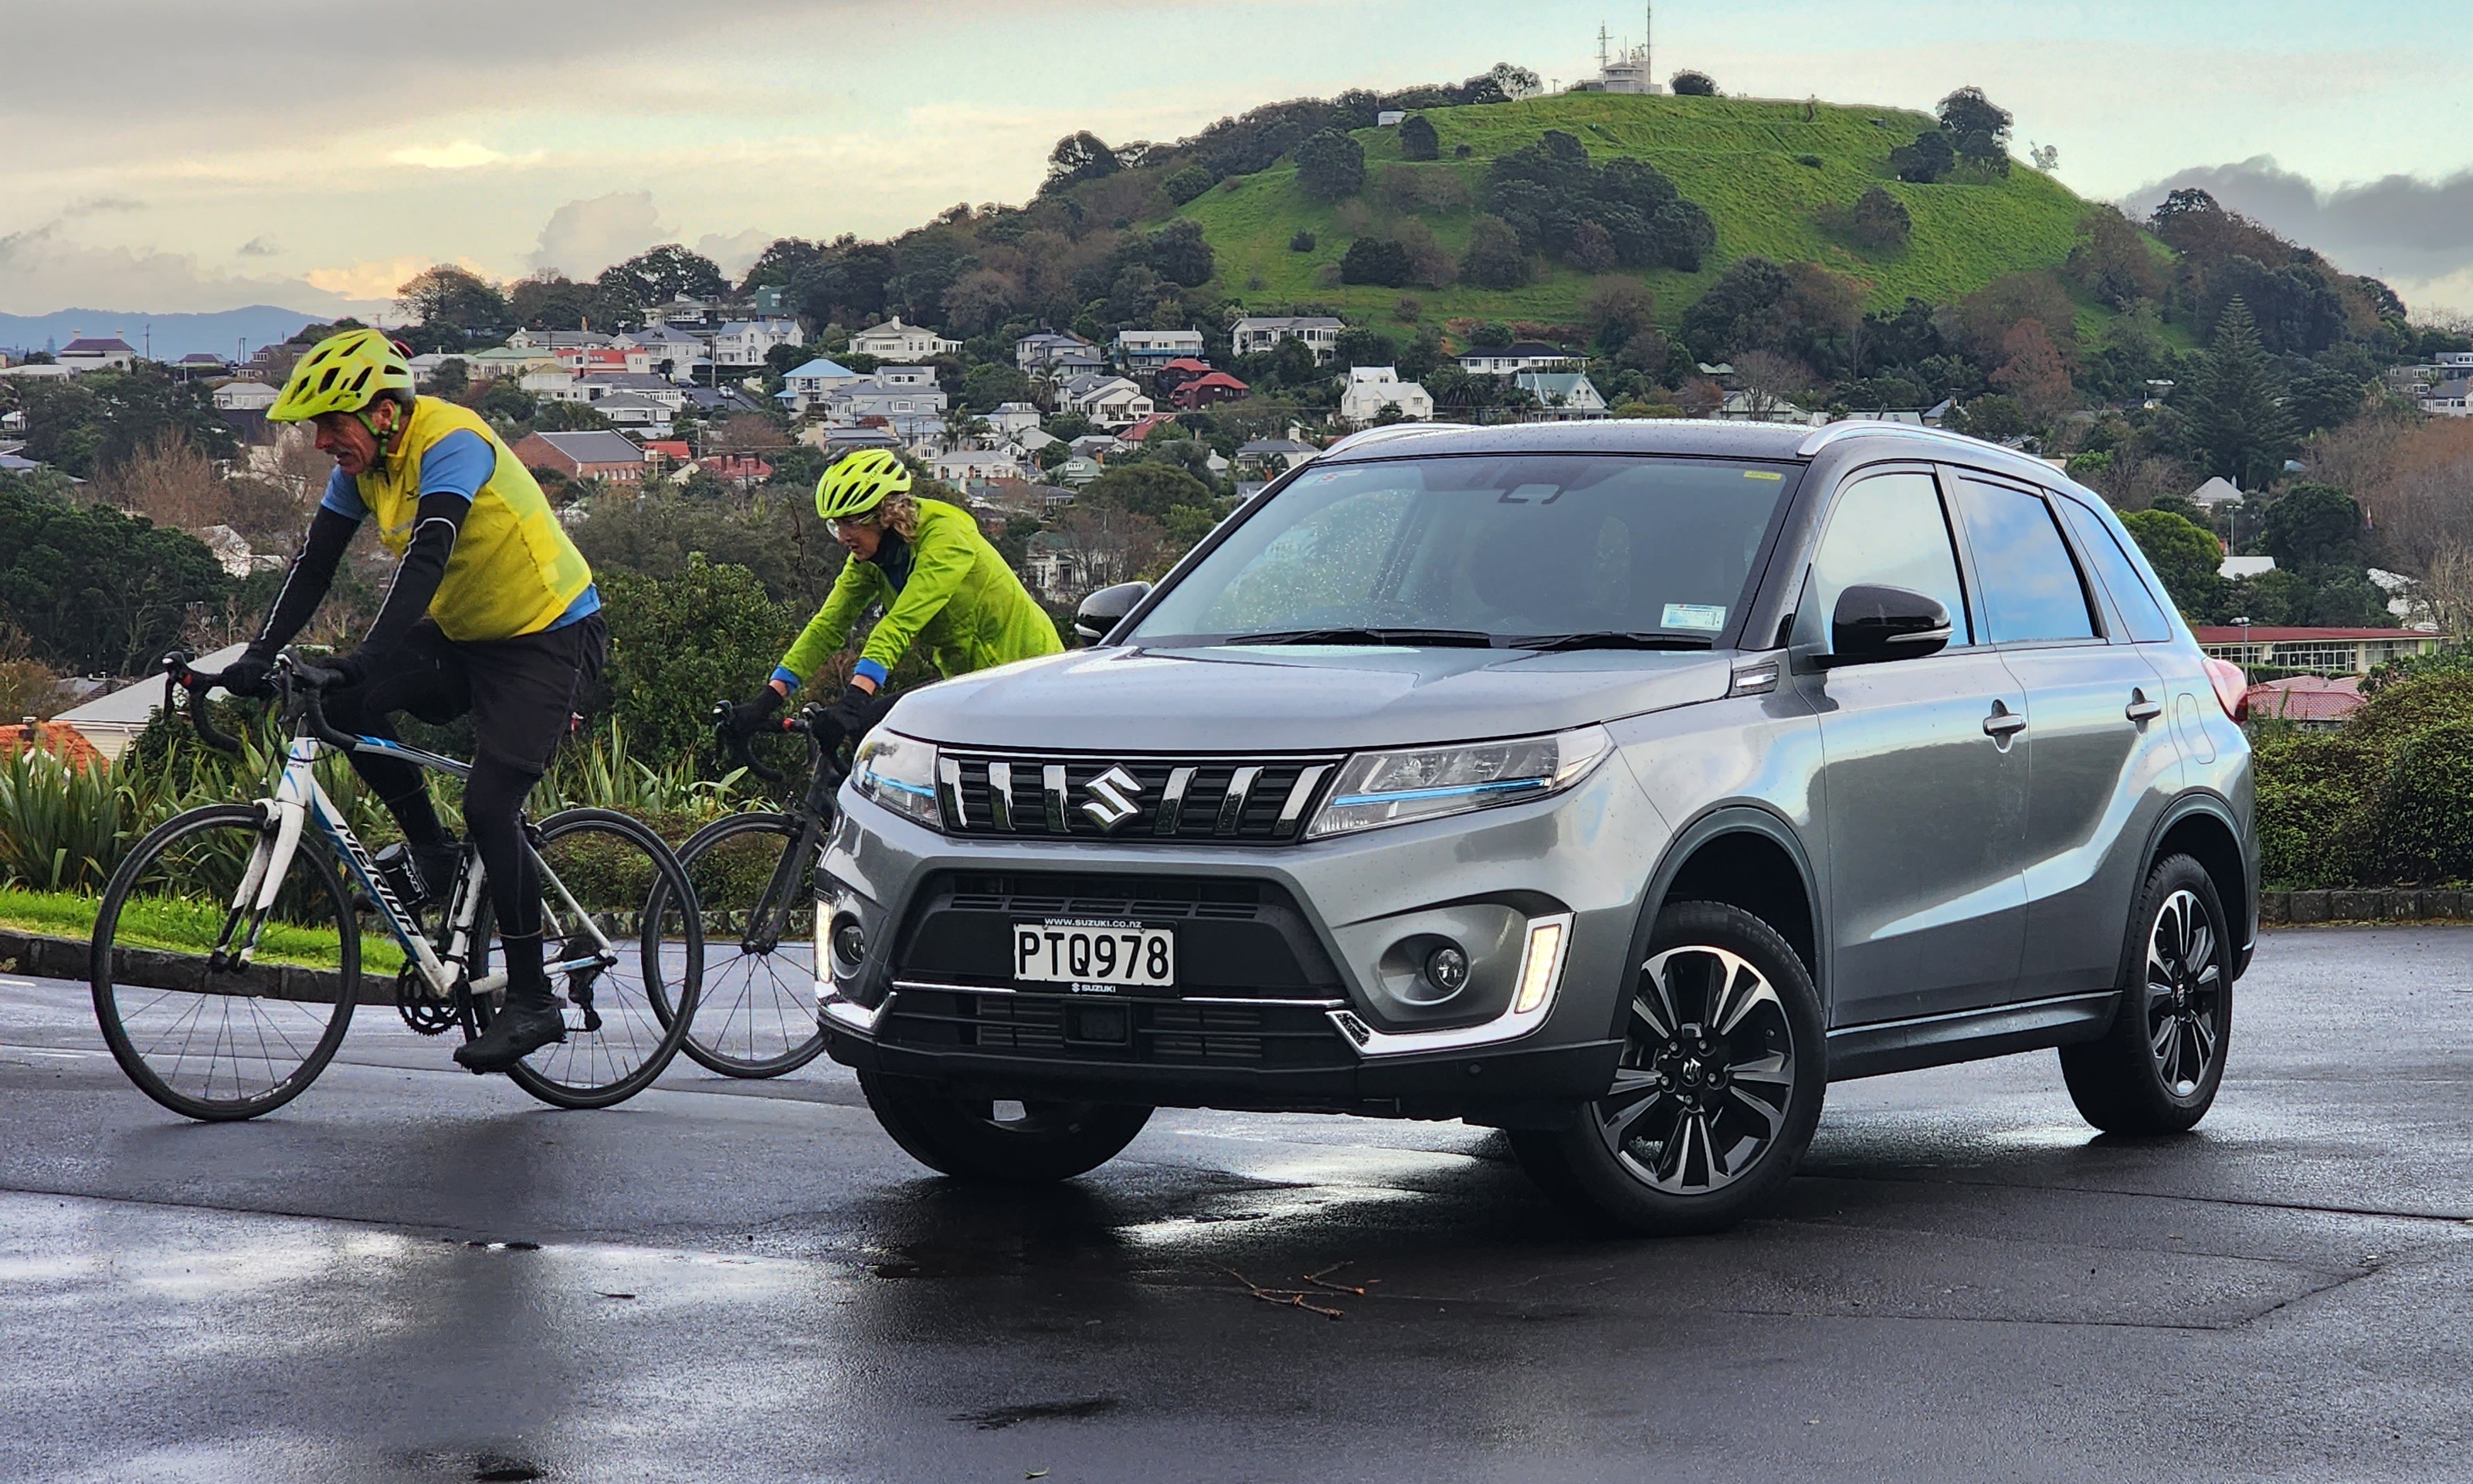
[
  {"x1": 1176, "y1": 92, "x2": 2107, "y2": 337},
  {"x1": 0, "y1": 886, "x2": 404, "y2": 976}
]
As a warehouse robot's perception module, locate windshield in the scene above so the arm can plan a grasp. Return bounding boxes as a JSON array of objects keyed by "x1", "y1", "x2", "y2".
[{"x1": 1128, "y1": 454, "x2": 1799, "y2": 647}]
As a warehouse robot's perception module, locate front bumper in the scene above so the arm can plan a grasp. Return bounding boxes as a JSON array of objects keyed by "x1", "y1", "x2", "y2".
[{"x1": 816, "y1": 760, "x2": 1667, "y2": 1119}]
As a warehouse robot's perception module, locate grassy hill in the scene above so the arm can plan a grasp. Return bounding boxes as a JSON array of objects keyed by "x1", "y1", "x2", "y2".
[{"x1": 1175, "y1": 92, "x2": 2102, "y2": 337}]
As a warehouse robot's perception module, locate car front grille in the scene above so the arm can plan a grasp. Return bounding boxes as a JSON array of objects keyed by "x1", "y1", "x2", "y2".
[
  {"x1": 879, "y1": 988, "x2": 1355, "y2": 1069},
  {"x1": 937, "y1": 752, "x2": 1342, "y2": 844}
]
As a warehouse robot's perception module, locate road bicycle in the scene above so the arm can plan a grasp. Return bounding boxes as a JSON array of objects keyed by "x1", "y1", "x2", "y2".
[
  {"x1": 664, "y1": 700, "x2": 852, "y2": 1078},
  {"x1": 88, "y1": 651, "x2": 703, "y2": 1121}
]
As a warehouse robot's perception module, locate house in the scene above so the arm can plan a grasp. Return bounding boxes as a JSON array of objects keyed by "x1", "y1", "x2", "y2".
[
  {"x1": 1514, "y1": 370, "x2": 1608, "y2": 420},
  {"x1": 1716, "y1": 389, "x2": 1816, "y2": 424},
  {"x1": 693, "y1": 454, "x2": 775, "y2": 488},
  {"x1": 1015, "y1": 330, "x2": 1101, "y2": 372},
  {"x1": 1460, "y1": 341, "x2": 1583, "y2": 376},
  {"x1": 507, "y1": 329, "x2": 615, "y2": 352},
  {"x1": 984, "y1": 401, "x2": 1043, "y2": 436},
  {"x1": 1153, "y1": 357, "x2": 1216, "y2": 398},
  {"x1": 799, "y1": 424, "x2": 907, "y2": 458},
  {"x1": 1114, "y1": 329, "x2": 1205, "y2": 371},
  {"x1": 2220, "y1": 555, "x2": 2277, "y2": 581},
  {"x1": 1235, "y1": 435, "x2": 1317, "y2": 476},
  {"x1": 622, "y1": 326, "x2": 711, "y2": 383},
  {"x1": 171, "y1": 352, "x2": 229, "y2": 380},
  {"x1": 466, "y1": 345, "x2": 559, "y2": 378},
  {"x1": 1168, "y1": 370, "x2": 1250, "y2": 410},
  {"x1": 2187, "y1": 476, "x2": 2245, "y2": 510},
  {"x1": 1069, "y1": 433, "x2": 1128, "y2": 460},
  {"x1": 1057, "y1": 373, "x2": 1153, "y2": 429},
  {"x1": 1338, "y1": 366, "x2": 1435, "y2": 425},
  {"x1": 1119, "y1": 412, "x2": 1179, "y2": 443},
  {"x1": 2421, "y1": 378, "x2": 2472, "y2": 418},
  {"x1": 710, "y1": 320, "x2": 802, "y2": 371},
  {"x1": 52, "y1": 642, "x2": 248, "y2": 760},
  {"x1": 573, "y1": 373, "x2": 693, "y2": 412},
  {"x1": 775, "y1": 357, "x2": 861, "y2": 413},
  {"x1": 56, "y1": 337, "x2": 139, "y2": 373},
  {"x1": 557, "y1": 345, "x2": 653, "y2": 376},
  {"x1": 817, "y1": 370, "x2": 948, "y2": 424},
  {"x1": 1231, "y1": 316, "x2": 1342, "y2": 361},
  {"x1": 850, "y1": 317, "x2": 959, "y2": 361},
  {"x1": 752, "y1": 284, "x2": 792, "y2": 315},
  {"x1": 1376, "y1": 110, "x2": 1406, "y2": 127},
  {"x1": 589, "y1": 392, "x2": 675, "y2": 432},
  {"x1": 2193, "y1": 625, "x2": 2442, "y2": 677},
  {"x1": 1053, "y1": 455, "x2": 1104, "y2": 487},
  {"x1": 2243, "y1": 675, "x2": 2364, "y2": 730},
  {"x1": 641, "y1": 439, "x2": 693, "y2": 468},
  {"x1": 212, "y1": 381, "x2": 280, "y2": 412},
  {"x1": 642, "y1": 295, "x2": 755, "y2": 329},
  {"x1": 930, "y1": 448, "x2": 1030, "y2": 486},
  {"x1": 510, "y1": 429, "x2": 650, "y2": 484},
  {"x1": 680, "y1": 386, "x2": 767, "y2": 417}
]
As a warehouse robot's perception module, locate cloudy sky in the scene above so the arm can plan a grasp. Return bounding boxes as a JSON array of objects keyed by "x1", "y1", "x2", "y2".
[{"x1": 5, "y1": 0, "x2": 2470, "y2": 319}]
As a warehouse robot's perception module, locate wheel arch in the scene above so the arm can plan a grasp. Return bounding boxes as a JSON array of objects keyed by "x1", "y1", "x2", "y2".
[
  {"x1": 1635, "y1": 804, "x2": 1824, "y2": 1007},
  {"x1": 2141, "y1": 792, "x2": 2253, "y2": 980}
]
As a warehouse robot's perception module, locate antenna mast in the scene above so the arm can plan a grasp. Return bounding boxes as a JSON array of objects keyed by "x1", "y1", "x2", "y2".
[
  {"x1": 1645, "y1": 3, "x2": 1654, "y2": 80},
  {"x1": 1597, "y1": 22, "x2": 1610, "y2": 70}
]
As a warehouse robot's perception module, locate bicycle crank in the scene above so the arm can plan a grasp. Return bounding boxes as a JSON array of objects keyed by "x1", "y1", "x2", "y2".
[{"x1": 395, "y1": 967, "x2": 458, "y2": 1035}]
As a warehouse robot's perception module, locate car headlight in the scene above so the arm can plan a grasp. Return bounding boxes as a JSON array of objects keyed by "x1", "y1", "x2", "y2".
[
  {"x1": 851, "y1": 732, "x2": 943, "y2": 828},
  {"x1": 1306, "y1": 725, "x2": 1613, "y2": 840}
]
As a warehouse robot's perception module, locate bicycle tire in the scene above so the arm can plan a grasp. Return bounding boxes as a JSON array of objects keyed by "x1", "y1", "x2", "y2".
[
  {"x1": 90, "y1": 804, "x2": 358, "y2": 1121},
  {"x1": 673, "y1": 810, "x2": 827, "y2": 1078},
  {"x1": 472, "y1": 807, "x2": 703, "y2": 1110}
]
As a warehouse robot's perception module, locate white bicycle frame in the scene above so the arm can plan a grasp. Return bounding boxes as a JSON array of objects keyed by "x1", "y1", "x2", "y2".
[{"x1": 220, "y1": 729, "x2": 618, "y2": 1001}]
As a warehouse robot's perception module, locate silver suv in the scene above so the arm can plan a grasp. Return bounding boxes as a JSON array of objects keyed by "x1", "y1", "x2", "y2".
[{"x1": 816, "y1": 422, "x2": 2256, "y2": 1235}]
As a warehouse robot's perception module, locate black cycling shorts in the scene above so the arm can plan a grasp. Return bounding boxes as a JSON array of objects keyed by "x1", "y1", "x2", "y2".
[{"x1": 337, "y1": 614, "x2": 607, "y2": 775}]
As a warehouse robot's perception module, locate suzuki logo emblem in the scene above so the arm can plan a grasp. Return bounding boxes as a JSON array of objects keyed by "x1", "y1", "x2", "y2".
[{"x1": 1080, "y1": 765, "x2": 1143, "y2": 831}]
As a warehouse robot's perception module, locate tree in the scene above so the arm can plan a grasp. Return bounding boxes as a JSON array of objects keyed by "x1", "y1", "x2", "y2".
[
  {"x1": 1339, "y1": 237, "x2": 1412, "y2": 287},
  {"x1": 595, "y1": 554, "x2": 795, "y2": 769},
  {"x1": 1147, "y1": 219, "x2": 1216, "y2": 288},
  {"x1": 601, "y1": 245, "x2": 726, "y2": 313},
  {"x1": 1935, "y1": 86, "x2": 2013, "y2": 165},
  {"x1": 396, "y1": 264, "x2": 509, "y2": 331},
  {"x1": 1817, "y1": 186, "x2": 1912, "y2": 252},
  {"x1": 0, "y1": 475, "x2": 232, "y2": 673},
  {"x1": 1289, "y1": 229, "x2": 1317, "y2": 253},
  {"x1": 1399, "y1": 114, "x2": 1439, "y2": 161},
  {"x1": 473, "y1": 378, "x2": 538, "y2": 427},
  {"x1": 533, "y1": 400, "x2": 613, "y2": 432},
  {"x1": 10, "y1": 365, "x2": 236, "y2": 479},
  {"x1": 2120, "y1": 508, "x2": 2226, "y2": 621},
  {"x1": 1079, "y1": 462, "x2": 1218, "y2": 523},
  {"x1": 507, "y1": 273, "x2": 604, "y2": 331},
  {"x1": 1670, "y1": 70, "x2": 1718, "y2": 97},
  {"x1": 1162, "y1": 164, "x2": 1216, "y2": 205},
  {"x1": 1332, "y1": 327, "x2": 1397, "y2": 369},
  {"x1": 429, "y1": 357, "x2": 470, "y2": 399},
  {"x1": 2261, "y1": 483, "x2": 2366, "y2": 574},
  {"x1": 1457, "y1": 215, "x2": 1531, "y2": 289},
  {"x1": 1890, "y1": 128, "x2": 1956, "y2": 184},
  {"x1": 1043, "y1": 130, "x2": 1121, "y2": 192},
  {"x1": 1676, "y1": 256, "x2": 1794, "y2": 362},
  {"x1": 1295, "y1": 129, "x2": 1367, "y2": 202},
  {"x1": 2185, "y1": 297, "x2": 2295, "y2": 488},
  {"x1": 1989, "y1": 319, "x2": 2074, "y2": 427}
]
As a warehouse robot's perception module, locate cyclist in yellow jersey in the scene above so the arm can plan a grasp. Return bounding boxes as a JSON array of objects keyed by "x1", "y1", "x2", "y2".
[{"x1": 219, "y1": 330, "x2": 603, "y2": 1072}]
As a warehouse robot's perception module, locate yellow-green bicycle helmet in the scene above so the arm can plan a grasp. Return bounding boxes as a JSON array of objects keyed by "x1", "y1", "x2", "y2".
[
  {"x1": 267, "y1": 329, "x2": 416, "y2": 424},
  {"x1": 816, "y1": 448, "x2": 911, "y2": 522}
]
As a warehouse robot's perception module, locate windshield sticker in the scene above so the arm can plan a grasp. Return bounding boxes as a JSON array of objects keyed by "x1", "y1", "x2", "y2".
[
  {"x1": 1743, "y1": 469, "x2": 1785, "y2": 481},
  {"x1": 1661, "y1": 603, "x2": 1728, "y2": 632}
]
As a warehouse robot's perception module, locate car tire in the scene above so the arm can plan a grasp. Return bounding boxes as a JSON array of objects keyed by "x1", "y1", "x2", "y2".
[
  {"x1": 858, "y1": 1072, "x2": 1153, "y2": 1184},
  {"x1": 2058, "y1": 854, "x2": 2233, "y2": 1136},
  {"x1": 1515, "y1": 900, "x2": 1827, "y2": 1237}
]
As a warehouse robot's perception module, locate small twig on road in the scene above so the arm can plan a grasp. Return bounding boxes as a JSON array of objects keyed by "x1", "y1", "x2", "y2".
[
  {"x1": 1304, "y1": 1262, "x2": 1375, "y2": 1296},
  {"x1": 1226, "y1": 1267, "x2": 1345, "y2": 1320}
]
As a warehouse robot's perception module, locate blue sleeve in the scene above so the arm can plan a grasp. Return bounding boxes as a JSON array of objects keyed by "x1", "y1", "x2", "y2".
[
  {"x1": 770, "y1": 665, "x2": 802, "y2": 689},
  {"x1": 853, "y1": 658, "x2": 890, "y2": 686},
  {"x1": 416, "y1": 428, "x2": 492, "y2": 503},
  {"x1": 318, "y1": 468, "x2": 368, "y2": 520}
]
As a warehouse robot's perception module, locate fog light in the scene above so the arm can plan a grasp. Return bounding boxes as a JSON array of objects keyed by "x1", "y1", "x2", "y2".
[
  {"x1": 1512, "y1": 918, "x2": 1569, "y2": 1015},
  {"x1": 1424, "y1": 944, "x2": 1470, "y2": 995},
  {"x1": 831, "y1": 914, "x2": 867, "y2": 968}
]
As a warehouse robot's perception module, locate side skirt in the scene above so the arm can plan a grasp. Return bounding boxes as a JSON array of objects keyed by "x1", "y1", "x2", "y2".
[{"x1": 1826, "y1": 990, "x2": 2119, "y2": 1082}]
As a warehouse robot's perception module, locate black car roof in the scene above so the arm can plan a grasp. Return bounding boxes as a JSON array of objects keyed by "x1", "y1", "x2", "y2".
[{"x1": 1314, "y1": 418, "x2": 2069, "y2": 489}]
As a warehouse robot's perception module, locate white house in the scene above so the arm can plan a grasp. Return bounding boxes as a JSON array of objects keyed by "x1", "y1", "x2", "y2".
[
  {"x1": 212, "y1": 380, "x2": 280, "y2": 412},
  {"x1": 591, "y1": 392, "x2": 674, "y2": 432},
  {"x1": 1114, "y1": 329, "x2": 1205, "y2": 371},
  {"x1": 56, "y1": 337, "x2": 139, "y2": 373},
  {"x1": 817, "y1": 371, "x2": 950, "y2": 433},
  {"x1": 774, "y1": 357, "x2": 862, "y2": 414},
  {"x1": 1460, "y1": 341, "x2": 1584, "y2": 376},
  {"x1": 1015, "y1": 330, "x2": 1100, "y2": 372},
  {"x1": 621, "y1": 326, "x2": 712, "y2": 383},
  {"x1": 984, "y1": 401, "x2": 1043, "y2": 436},
  {"x1": 2188, "y1": 476, "x2": 2245, "y2": 510},
  {"x1": 1338, "y1": 366, "x2": 1434, "y2": 425},
  {"x1": 930, "y1": 448, "x2": 1031, "y2": 486},
  {"x1": 1231, "y1": 316, "x2": 1343, "y2": 362},
  {"x1": 1514, "y1": 371, "x2": 1609, "y2": 419},
  {"x1": 709, "y1": 319, "x2": 802, "y2": 371},
  {"x1": 1058, "y1": 374, "x2": 1154, "y2": 429},
  {"x1": 507, "y1": 329, "x2": 615, "y2": 352},
  {"x1": 575, "y1": 373, "x2": 692, "y2": 412},
  {"x1": 851, "y1": 317, "x2": 961, "y2": 361}
]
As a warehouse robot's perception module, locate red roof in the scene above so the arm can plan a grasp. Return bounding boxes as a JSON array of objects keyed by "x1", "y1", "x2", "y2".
[
  {"x1": 2193, "y1": 627, "x2": 2431, "y2": 642},
  {"x1": 0, "y1": 722, "x2": 103, "y2": 767},
  {"x1": 642, "y1": 440, "x2": 692, "y2": 459},
  {"x1": 1158, "y1": 357, "x2": 1213, "y2": 373},
  {"x1": 1120, "y1": 413, "x2": 1176, "y2": 442},
  {"x1": 2244, "y1": 675, "x2": 2363, "y2": 725}
]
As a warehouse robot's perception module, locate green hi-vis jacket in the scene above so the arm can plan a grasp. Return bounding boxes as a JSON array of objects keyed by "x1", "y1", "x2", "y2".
[{"x1": 779, "y1": 498, "x2": 1063, "y2": 686}]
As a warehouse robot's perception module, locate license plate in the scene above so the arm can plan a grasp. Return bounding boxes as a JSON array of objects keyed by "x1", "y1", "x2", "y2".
[{"x1": 1013, "y1": 919, "x2": 1174, "y2": 990}]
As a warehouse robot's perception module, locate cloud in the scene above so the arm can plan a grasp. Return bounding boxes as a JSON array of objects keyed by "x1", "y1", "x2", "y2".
[
  {"x1": 236, "y1": 235, "x2": 280, "y2": 258},
  {"x1": 302, "y1": 256, "x2": 443, "y2": 301},
  {"x1": 695, "y1": 229, "x2": 772, "y2": 280},
  {"x1": 66, "y1": 195, "x2": 145, "y2": 216},
  {"x1": 528, "y1": 191, "x2": 664, "y2": 278},
  {"x1": 2123, "y1": 156, "x2": 2473, "y2": 311},
  {"x1": 0, "y1": 219, "x2": 368, "y2": 317},
  {"x1": 388, "y1": 140, "x2": 508, "y2": 170}
]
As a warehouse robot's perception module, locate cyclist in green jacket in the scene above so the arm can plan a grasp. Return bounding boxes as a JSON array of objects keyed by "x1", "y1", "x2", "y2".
[{"x1": 728, "y1": 449, "x2": 1063, "y2": 740}]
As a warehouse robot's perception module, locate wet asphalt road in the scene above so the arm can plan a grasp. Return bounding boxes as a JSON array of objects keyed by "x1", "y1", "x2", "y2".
[{"x1": 1, "y1": 926, "x2": 2469, "y2": 1483}]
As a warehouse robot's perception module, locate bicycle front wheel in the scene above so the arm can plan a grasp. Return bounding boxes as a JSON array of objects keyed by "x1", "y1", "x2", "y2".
[
  {"x1": 90, "y1": 804, "x2": 358, "y2": 1121},
  {"x1": 675, "y1": 811, "x2": 826, "y2": 1078},
  {"x1": 483, "y1": 808, "x2": 701, "y2": 1110}
]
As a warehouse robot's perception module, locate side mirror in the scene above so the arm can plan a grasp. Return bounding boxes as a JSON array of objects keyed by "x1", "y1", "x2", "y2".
[
  {"x1": 1074, "y1": 581, "x2": 1152, "y2": 645},
  {"x1": 1825, "y1": 584, "x2": 1951, "y2": 667}
]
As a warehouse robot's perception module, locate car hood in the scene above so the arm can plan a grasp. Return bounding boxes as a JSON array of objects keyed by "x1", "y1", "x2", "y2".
[{"x1": 885, "y1": 644, "x2": 1735, "y2": 752}]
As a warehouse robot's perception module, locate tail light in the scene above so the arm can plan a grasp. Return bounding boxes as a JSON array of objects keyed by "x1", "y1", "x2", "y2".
[{"x1": 2203, "y1": 656, "x2": 2249, "y2": 723}]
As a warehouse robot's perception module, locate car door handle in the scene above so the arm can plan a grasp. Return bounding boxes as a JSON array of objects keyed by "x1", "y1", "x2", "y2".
[
  {"x1": 2125, "y1": 689, "x2": 2164, "y2": 723},
  {"x1": 1983, "y1": 702, "x2": 2027, "y2": 737}
]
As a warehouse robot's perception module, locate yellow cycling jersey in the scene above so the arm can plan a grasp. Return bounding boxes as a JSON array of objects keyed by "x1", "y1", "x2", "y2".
[{"x1": 350, "y1": 398, "x2": 592, "y2": 642}]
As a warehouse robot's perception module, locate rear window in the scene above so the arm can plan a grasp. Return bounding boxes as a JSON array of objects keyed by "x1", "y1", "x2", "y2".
[{"x1": 2057, "y1": 496, "x2": 2175, "y2": 642}]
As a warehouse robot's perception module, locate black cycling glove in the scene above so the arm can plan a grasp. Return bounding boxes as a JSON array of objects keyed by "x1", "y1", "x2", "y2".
[
  {"x1": 216, "y1": 651, "x2": 275, "y2": 699},
  {"x1": 826, "y1": 686, "x2": 892, "y2": 743},
  {"x1": 727, "y1": 687, "x2": 786, "y2": 735}
]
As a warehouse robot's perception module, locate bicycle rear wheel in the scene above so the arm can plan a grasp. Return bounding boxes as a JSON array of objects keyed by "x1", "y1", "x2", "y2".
[
  {"x1": 473, "y1": 808, "x2": 701, "y2": 1110},
  {"x1": 675, "y1": 811, "x2": 826, "y2": 1078},
  {"x1": 90, "y1": 804, "x2": 358, "y2": 1121}
]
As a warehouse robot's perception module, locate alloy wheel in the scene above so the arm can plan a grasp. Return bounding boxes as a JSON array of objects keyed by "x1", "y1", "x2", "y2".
[
  {"x1": 1591, "y1": 944, "x2": 1797, "y2": 1195},
  {"x1": 2145, "y1": 888, "x2": 2223, "y2": 1097}
]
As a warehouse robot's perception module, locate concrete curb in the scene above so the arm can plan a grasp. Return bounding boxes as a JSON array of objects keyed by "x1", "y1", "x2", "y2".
[
  {"x1": 2261, "y1": 889, "x2": 2473, "y2": 926},
  {"x1": 0, "y1": 928, "x2": 381, "y2": 1004}
]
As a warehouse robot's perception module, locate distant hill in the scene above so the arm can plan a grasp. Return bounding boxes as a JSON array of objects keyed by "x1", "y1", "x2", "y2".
[
  {"x1": 1175, "y1": 93, "x2": 2100, "y2": 335},
  {"x1": 0, "y1": 305, "x2": 328, "y2": 363}
]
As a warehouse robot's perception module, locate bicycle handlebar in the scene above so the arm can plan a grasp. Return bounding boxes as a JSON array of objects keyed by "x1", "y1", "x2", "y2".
[
  {"x1": 709, "y1": 699, "x2": 853, "y2": 789},
  {"x1": 286, "y1": 658, "x2": 368, "y2": 755},
  {"x1": 159, "y1": 651, "x2": 245, "y2": 754}
]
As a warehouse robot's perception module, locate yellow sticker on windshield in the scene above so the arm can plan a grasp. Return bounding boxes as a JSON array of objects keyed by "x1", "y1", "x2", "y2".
[{"x1": 1743, "y1": 469, "x2": 1785, "y2": 481}]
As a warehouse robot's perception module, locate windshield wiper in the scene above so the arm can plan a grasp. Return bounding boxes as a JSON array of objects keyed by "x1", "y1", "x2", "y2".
[
  {"x1": 1509, "y1": 632, "x2": 1716, "y2": 652},
  {"x1": 1227, "y1": 627, "x2": 1500, "y2": 648}
]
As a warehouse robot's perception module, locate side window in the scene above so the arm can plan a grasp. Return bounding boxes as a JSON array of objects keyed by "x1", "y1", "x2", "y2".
[
  {"x1": 1955, "y1": 479, "x2": 2098, "y2": 644},
  {"x1": 1806, "y1": 472, "x2": 1971, "y2": 646},
  {"x1": 2057, "y1": 496, "x2": 2174, "y2": 642}
]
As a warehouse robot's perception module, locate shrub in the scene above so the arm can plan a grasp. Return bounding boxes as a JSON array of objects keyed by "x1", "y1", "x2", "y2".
[
  {"x1": 1295, "y1": 128, "x2": 1366, "y2": 201},
  {"x1": 1162, "y1": 164, "x2": 1216, "y2": 205},
  {"x1": 1815, "y1": 185, "x2": 1913, "y2": 253},
  {"x1": 1670, "y1": 71, "x2": 1717, "y2": 97},
  {"x1": 1340, "y1": 236, "x2": 1413, "y2": 288},
  {"x1": 1288, "y1": 229, "x2": 1317, "y2": 253},
  {"x1": 596, "y1": 553, "x2": 796, "y2": 772},
  {"x1": 2369, "y1": 720, "x2": 2473, "y2": 883},
  {"x1": 1457, "y1": 215, "x2": 1531, "y2": 289},
  {"x1": 1399, "y1": 114, "x2": 1439, "y2": 161},
  {"x1": 2251, "y1": 730, "x2": 2374, "y2": 889}
]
